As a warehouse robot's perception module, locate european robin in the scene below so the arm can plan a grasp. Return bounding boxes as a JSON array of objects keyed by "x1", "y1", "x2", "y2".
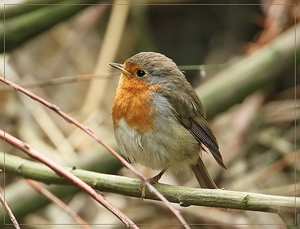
[{"x1": 110, "y1": 52, "x2": 227, "y2": 191}]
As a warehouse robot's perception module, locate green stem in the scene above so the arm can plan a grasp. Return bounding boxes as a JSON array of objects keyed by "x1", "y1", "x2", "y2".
[
  {"x1": 198, "y1": 23, "x2": 300, "y2": 118},
  {"x1": 1, "y1": 152, "x2": 299, "y2": 216},
  {"x1": 1, "y1": 0, "x2": 104, "y2": 53}
]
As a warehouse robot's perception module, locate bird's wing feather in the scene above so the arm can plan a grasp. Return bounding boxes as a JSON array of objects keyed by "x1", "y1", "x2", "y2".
[{"x1": 161, "y1": 86, "x2": 227, "y2": 169}]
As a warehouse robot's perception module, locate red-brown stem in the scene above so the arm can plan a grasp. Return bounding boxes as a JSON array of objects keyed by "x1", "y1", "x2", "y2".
[
  {"x1": 1, "y1": 130, "x2": 137, "y2": 228},
  {"x1": 0, "y1": 186, "x2": 20, "y2": 229},
  {"x1": 26, "y1": 179, "x2": 92, "y2": 229}
]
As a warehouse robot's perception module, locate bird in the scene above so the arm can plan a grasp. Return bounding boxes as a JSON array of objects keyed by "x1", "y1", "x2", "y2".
[{"x1": 110, "y1": 52, "x2": 227, "y2": 191}]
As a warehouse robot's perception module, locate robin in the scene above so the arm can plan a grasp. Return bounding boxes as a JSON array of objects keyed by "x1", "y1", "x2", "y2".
[{"x1": 110, "y1": 52, "x2": 227, "y2": 191}]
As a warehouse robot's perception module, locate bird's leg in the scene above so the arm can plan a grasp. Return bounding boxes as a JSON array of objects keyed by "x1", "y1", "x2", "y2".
[
  {"x1": 147, "y1": 169, "x2": 167, "y2": 184},
  {"x1": 140, "y1": 168, "x2": 167, "y2": 198}
]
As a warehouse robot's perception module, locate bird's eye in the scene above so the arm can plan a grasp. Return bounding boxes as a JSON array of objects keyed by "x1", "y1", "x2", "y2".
[{"x1": 136, "y1": 70, "x2": 146, "y2": 77}]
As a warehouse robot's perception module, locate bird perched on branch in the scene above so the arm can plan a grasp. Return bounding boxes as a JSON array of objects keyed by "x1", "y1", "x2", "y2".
[{"x1": 110, "y1": 52, "x2": 227, "y2": 193}]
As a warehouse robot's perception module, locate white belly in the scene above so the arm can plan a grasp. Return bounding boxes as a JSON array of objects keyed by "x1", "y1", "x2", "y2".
[{"x1": 114, "y1": 117, "x2": 200, "y2": 172}]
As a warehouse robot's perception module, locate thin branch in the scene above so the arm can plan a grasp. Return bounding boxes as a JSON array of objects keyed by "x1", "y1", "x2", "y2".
[
  {"x1": 0, "y1": 130, "x2": 137, "y2": 228},
  {"x1": 0, "y1": 73, "x2": 119, "y2": 92},
  {"x1": 1, "y1": 152, "x2": 299, "y2": 214},
  {"x1": 0, "y1": 186, "x2": 20, "y2": 229},
  {"x1": 0, "y1": 146, "x2": 121, "y2": 225},
  {"x1": 0, "y1": 76, "x2": 190, "y2": 228},
  {"x1": 82, "y1": 0, "x2": 129, "y2": 112},
  {"x1": 26, "y1": 179, "x2": 92, "y2": 229}
]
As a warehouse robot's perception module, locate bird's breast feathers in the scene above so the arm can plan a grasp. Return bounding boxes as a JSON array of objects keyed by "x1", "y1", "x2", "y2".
[{"x1": 113, "y1": 90, "x2": 199, "y2": 171}]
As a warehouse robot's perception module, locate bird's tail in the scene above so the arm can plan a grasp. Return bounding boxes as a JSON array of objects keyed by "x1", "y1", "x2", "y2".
[{"x1": 191, "y1": 157, "x2": 218, "y2": 189}]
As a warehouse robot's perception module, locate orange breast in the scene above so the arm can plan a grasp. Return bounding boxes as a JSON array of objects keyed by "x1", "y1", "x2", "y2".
[{"x1": 112, "y1": 75, "x2": 161, "y2": 131}]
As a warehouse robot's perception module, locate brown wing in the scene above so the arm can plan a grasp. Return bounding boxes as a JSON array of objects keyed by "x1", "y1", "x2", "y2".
[
  {"x1": 189, "y1": 116, "x2": 227, "y2": 169},
  {"x1": 162, "y1": 85, "x2": 227, "y2": 170}
]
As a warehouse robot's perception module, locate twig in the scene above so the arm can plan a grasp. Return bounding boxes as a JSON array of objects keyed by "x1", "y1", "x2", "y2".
[
  {"x1": 83, "y1": 0, "x2": 130, "y2": 113},
  {"x1": 232, "y1": 145, "x2": 299, "y2": 191},
  {"x1": 0, "y1": 73, "x2": 119, "y2": 92},
  {"x1": 0, "y1": 146, "x2": 121, "y2": 225},
  {"x1": 0, "y1": 186, "x2": 20, "y2": 229},
  {"x1": 222, "y1": 91, "x2": 265, "y2": 164},
  {"x1": 0, "y1": 130, "x2": 137, "y2": 228},
  {"x1": 26, "y1": 179, "x2": 92, "y2": 229},
  {"x1": 0, "y1": 76, "x2": 190, "y2": 228}
]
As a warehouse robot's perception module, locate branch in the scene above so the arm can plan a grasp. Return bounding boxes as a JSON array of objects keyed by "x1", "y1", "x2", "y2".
[
  {"x1": 0, "y1": 0, "x2": 62, "y2": 20},
  {"x1": 0, "y1": 130, "x2": 138, "y2": 228},
  {"x1": 1, "y1": 152, "x2": 298, "y2": 214},
  {"x1": 198, "y1": 22, "x2": 300, "y2": 118},
  {"x1": 0, "y1": 144, "x2": 120, "y2": 225},
  {"x1": 0, "y1": 187, "x2": 20, "y2": 229},
  {"x1": 25, "y1": 179, "x2": 92, "y2": 229},
  {"x1": 0, "y1": 0, "x2": 103, "y2": 53}
]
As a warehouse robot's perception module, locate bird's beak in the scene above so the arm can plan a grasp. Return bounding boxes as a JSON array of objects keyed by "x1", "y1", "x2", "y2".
[{"x1": 109, "y1": 62, "x2": 130, "y2": 76}]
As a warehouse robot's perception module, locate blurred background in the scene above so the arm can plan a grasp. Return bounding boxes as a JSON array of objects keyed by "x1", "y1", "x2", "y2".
[{"x1": 0, "y1": 0, "x2": 299, "y2": 228}]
